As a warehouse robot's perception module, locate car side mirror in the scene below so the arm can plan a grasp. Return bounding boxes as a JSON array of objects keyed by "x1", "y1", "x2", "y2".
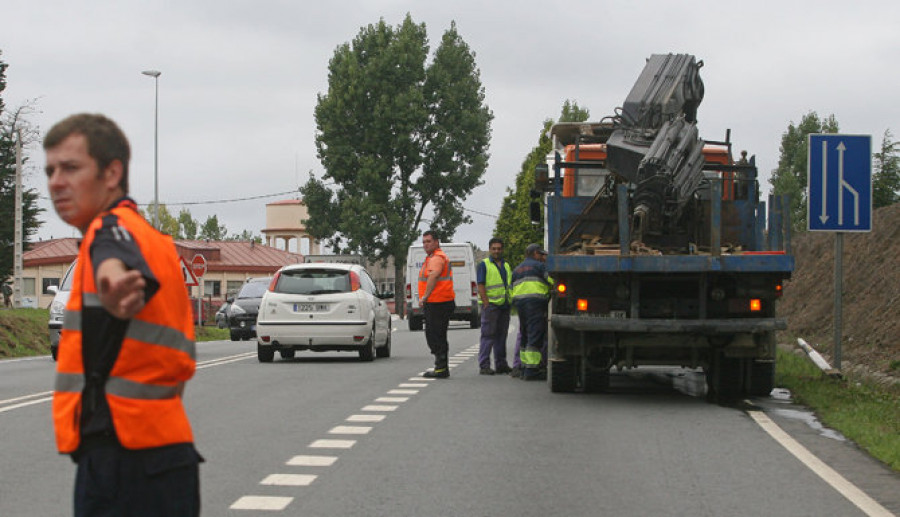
[
  {"x1": 226, "y1": 297, "x2": 234, "y2": 303},
  {"x1": 47, "y1": 285, "x2": 59, "y2": 295}
]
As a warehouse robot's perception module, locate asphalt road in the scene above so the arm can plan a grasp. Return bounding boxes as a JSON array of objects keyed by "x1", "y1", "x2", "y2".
[{"x1": 1, "y1": 320, "x2": 898, "y2": 516}]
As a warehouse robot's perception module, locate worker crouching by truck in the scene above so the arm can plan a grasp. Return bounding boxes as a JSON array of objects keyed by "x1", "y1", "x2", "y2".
[{"x1": 511, "y1": 244, "x2": 553, "y2": 380}]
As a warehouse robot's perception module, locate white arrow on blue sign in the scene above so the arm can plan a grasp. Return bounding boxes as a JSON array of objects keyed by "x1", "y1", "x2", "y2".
[{"x1": 807, "y1": 134, "x2": 872, "y2": 232}]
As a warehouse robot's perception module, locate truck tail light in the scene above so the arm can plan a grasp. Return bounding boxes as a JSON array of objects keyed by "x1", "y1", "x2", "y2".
[
  {"x1": 471, "y1": 281, "x2": 478, "y2": 297},
  {"x1": 775, "y1": 283, "x2": 783, "y2": 298},
  {"x1": 406, "y1": 283, "x2": 411, "y2": 300},
  {"x1": 750, "y1": 299, "x2": 762, "y2": 312},
  {"x1": 577, "y1": 298, "x2": 588, "y2": 311}
]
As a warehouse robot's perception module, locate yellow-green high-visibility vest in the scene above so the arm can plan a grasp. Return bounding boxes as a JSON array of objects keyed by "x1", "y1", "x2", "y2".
[{"x1": 479, "y1": 258, "x2": 511, "y2": 306}]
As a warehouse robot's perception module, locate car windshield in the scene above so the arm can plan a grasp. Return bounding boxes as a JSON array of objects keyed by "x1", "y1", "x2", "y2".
[
  {"x1": 275, "y1": 269, "x2": 350, "y2": 295},
  {"x1": 238, "y1": 281, "x2": 269, "y2": 299}
]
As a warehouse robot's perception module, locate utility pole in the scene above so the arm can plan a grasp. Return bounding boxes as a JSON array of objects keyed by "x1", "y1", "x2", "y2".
[{"x1": 13, "y1": 130, "x2": 23, "y2": 308}]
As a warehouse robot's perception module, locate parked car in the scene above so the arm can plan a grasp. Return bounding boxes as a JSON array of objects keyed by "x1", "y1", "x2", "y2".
[
  {"x1": 228, "y1": 277, "x2": 272, "y2": 341},
  {"x1": 47, "y1": 260, "x2": 77, "y2": 361},
  {"x1": 255, "y1": 263, "x2": 392, "y2": 362}
]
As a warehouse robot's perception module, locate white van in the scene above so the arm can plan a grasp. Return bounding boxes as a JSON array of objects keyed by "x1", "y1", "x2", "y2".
[{"x1": 405, "y1": 242, "x2": 480, "y2": 331}]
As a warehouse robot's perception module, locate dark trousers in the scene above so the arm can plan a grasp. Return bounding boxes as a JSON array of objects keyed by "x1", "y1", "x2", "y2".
[
  {"x1": 74, "y1": 443, "x2": 201, "y2": 517},
  {"x1": 423, "y1": 300, "x2": 455, "y2": 368},
  {"x1": 516, "y1": 299, "x2": 548, "y2": 370},
  {"x1": 478, "y1": 304, "x2": 510, "y2": 369}
]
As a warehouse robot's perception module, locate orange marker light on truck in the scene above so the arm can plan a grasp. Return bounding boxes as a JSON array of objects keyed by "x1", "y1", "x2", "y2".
[
  {"x1": 577, "y1": 299, "x2": 588, "y2": 311},
  {"x1": 557, "y1": 283, "x2": 567, "y2": 295},
  {"x1": 750, "y1": 299, "x2": 762, "y2": 312}
]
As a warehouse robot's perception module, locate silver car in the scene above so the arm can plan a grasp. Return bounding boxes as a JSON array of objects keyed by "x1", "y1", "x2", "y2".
[{"x1": 47, "y1": 260, "x2": 77, "y2": 361}]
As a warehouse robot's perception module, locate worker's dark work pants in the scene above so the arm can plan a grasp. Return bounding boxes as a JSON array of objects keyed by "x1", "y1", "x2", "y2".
[
  {"x1": 74, "y1": 442, "x2": 201, "y2": 517},
  {"x1": 423, "y1": 300, "x2": 455, "y2": 369},
  {"x1": 516, "y1": 299, "x2": 548, "y2": 372},
  {"x1": 479, "y1": 304, "x2": 510, "y2": 369}
]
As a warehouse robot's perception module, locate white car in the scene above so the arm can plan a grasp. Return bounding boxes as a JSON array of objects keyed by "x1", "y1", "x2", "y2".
[
  {"x1": 256, "y1": 263, "x2": 392, "y2": 362},
  {"x1": 47, "y1": 260, "x2": 77, "y2": 361}
]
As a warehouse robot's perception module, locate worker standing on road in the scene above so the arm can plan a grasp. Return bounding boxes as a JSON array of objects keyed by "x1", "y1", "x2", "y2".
[
  {"x1": 45, "y1": 114, "x2": 201, "y2": 517},
  {"x1": 476, "y1": 237, "x2": 512, "y2": 375},
  {"x1": 511, "y1": 244, "x2": 553, "y2": 381},
  {"x1": 419, "y1": 230, "x2": 455, "y2": 378}
]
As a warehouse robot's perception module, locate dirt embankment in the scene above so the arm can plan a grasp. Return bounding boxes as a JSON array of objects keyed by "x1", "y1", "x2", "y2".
[{"x1": 778, "y1": 202, "x2": 900, "y2": 379}]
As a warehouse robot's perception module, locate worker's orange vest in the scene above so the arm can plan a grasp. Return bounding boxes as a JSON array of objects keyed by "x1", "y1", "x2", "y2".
[
  {"x1": 52, "y1": 201, "x2": 196, "y2": 453},
  {"x1": 418, "y1": 249, "x2": 455, "y2": 303}
]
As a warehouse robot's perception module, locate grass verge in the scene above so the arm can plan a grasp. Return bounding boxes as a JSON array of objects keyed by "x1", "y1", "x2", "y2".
[
  {"x1": 776, "y1": 347, "x2": 900, "y2": 472},
  {"x1": 0, "y1": 308, "x2": 231, "y2": 361}
]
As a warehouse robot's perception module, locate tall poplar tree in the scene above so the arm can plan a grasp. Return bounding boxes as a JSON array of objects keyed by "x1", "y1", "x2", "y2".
[{"x1": 303, "y1": 15, "x2": 492, "y2": 306}]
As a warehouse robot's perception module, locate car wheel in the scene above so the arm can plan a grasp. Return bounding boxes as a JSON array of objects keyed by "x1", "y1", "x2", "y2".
[
  {"x1": 230, "y1": 330, "x2": 239, "y2": 341},
  {"x1": 257, "y1": 345, "x2": 274, "y2": 363},
  {"x1": 470, "y1": 312, "x2": 481, "y2": 329},
  {"x1": 280, "y1": 349, "x2": 296, "y2": 360},
  {"x1": 376, "y1": 323, "x2": 392, "y2": 358},
  {"x1": 359, "y1": 326, "x2": 376, "y2": 362}
]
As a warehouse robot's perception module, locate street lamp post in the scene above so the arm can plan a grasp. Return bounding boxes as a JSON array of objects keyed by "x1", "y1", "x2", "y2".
[{"x1": 141, "y1": 70, "x2": 161, "y2": 229}]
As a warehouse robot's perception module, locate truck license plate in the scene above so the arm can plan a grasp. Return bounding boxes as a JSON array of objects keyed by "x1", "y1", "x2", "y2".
[{"x1": 294, "y1": 303, "x2": 328, "y2": 312}]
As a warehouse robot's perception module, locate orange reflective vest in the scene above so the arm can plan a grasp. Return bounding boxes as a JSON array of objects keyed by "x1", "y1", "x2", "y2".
[
  {"x1": 53, "y1": 201, "x2": 196, "y2": 453},
  {"x1": 418, "y1": 249, "x2": 455, "y2": 303}
]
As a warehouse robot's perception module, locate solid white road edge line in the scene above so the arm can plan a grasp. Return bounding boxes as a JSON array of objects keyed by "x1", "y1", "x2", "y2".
[{"x1": 748, "y1": 410, "x2": 894, "y2": 517}]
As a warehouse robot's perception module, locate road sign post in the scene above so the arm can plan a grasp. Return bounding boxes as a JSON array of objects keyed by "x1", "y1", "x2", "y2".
[
  {"x1": 191, "y1": 255, "x2": 207, "y2": 325},
  {"x1": 807, "y1": 134, "x2": 872, "y2": 370}
]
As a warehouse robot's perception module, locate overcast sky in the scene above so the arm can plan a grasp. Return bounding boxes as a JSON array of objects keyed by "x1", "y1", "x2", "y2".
[{"x1": 3, "y1": 1, "x2": 898, "y2": 253}]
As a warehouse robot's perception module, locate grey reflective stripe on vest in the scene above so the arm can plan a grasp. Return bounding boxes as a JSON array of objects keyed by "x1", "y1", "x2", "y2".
[
  {"x1": 62, "y1": 310, "x2": 81, "y2": 331},
  {"x1": 127, "y1": 319, "x2": 196, "y2": 359},
  {"x1": 55, "y1": 372, "x2": 85, "y2": 393},
  {"x1": 511, "y1": 275, "x2": 545, "y2": 288},
  {"x1": 83, "y1": 292, "x2": 102, "y2": 308},
  {"x1": 106, "y1": 376, "x2": 181, "y2": 400},
  {"x1": 61, "y1": 310, "x2": 194, "y2": 359}
]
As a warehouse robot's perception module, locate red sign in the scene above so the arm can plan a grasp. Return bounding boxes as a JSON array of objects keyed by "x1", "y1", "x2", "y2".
[{"x1": 191, "y1": 254, "x2": 208, "y2": 278}]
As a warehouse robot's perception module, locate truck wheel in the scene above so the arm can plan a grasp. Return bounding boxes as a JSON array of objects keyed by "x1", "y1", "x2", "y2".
[
  {"x1": 584, "y1": 368, "x2": 611, "y2": 393},
  {"x1": 748, "y1": 360, "x2": 775, "y2": 397},
  {"x1": 408, "y1": 316, "x2": 423, "y2": 331},
  {"x1": 706, "y1": 351, "x2": 745, "y2": 403},
  {"x1": 257, "y1": 345, "x2": 274, "y2": 363},
  {"x1": 550, "y1": 359, "x2": 577, "y2": 393}
]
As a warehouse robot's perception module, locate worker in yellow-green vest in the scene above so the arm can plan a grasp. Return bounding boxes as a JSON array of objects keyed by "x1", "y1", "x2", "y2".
[
  {"x1": 476, "y1": 238, "x2": 512, "y2": 375},
  {"x1": 511, "y1": 243, "x2": 553, "y2": 380}
]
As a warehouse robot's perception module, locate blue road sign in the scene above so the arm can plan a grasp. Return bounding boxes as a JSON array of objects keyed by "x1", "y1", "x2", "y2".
[{"x1": 807, "y1": 134, "x2": 872, "y2": 232}]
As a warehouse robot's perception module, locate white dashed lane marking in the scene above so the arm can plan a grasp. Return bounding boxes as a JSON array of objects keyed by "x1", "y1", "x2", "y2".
[
  {"x1": 261, "y1": 474, "x2": 318, "y2": 486},
  {"x1": 286, "y1": 455, "x2": 338, "y2": 467},
  {"x1": 309, "y1": 439, "x2": 356, "y2": 449},
  {"x1": 230, "y1": 344, "x2": 480, "y2": 512},
  {"x1": 375, "y1": 396, "x2": 409, "y2": 403},
  {"x1": 346, "y1": 414, "x2": 386, "y2": 423},
  {"x1": 329, "y1": 425, "x2": 372, "y2": 435},
  {"x1": 230, "y1": 496, "x2": 293, "y2": 511},
  {"x1": 362, "y1": 404, "x2": 398, "y2": 411}
]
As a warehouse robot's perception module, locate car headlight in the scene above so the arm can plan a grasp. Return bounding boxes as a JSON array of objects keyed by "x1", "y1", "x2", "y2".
[
  {"x1": 50, "y1": 301, "x2": 67, "y2": 318},
  {"x1": 230, "y1": 304, "x2": 246, "y2": 315}
]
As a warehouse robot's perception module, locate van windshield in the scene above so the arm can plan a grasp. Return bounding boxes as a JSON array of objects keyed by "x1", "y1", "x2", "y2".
[{"x1": 275, "y1": 269, "x2": 351, "y2": 295}]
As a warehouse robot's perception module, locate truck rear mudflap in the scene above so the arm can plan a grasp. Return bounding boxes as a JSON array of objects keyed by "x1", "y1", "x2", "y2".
[{"x1": 551, "y1": 315, "x2": 786, "y2": 333}]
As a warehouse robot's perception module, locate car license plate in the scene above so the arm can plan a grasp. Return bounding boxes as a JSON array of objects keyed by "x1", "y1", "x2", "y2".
[{"x1": 294, "y1": 303, "x2": 328, "y2": 313}]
